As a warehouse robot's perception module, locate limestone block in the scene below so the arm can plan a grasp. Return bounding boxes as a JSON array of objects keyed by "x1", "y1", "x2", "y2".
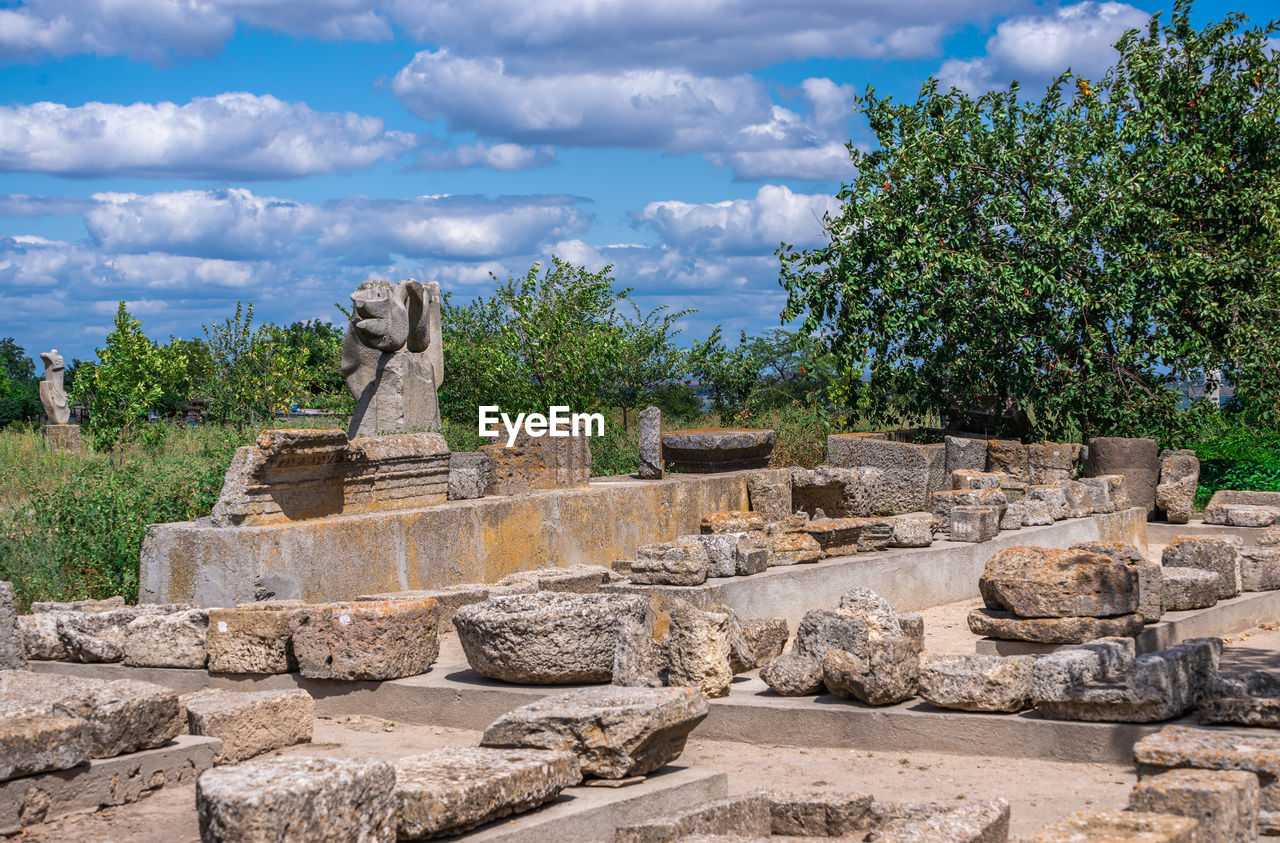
[
  {"x1": 665, "y1": 602, "x2": 732, "y2": 698},
  {"x1": 1025, "y1": 809, "x2": 1198, "y2": 842},
  {"x1": 986, "y1": 439, "x2": 1029, "y2": 484},
  {"x1": 481, "y1": 685, "x2": 707, "y2": 779},
  {"x1": 736, "y1": 618, "x2": 788, "y2": 670},
  {"x1": 1162, "y1": 536, "x2": 1242, "y2": 599},
  {"x1": 1031, "y1": 638, "x2": 1136, "y2": 702},
  {"x1": 1022, "y1": 498, "x2": 1055, "y2": 525},
  {"x1": 0, "y1": 711, "x2": 90, "y2": 782},
  {"x1": 1000, "y1": 475, "x2": 1029, "y2": 503},
  {"x1": 632, "y1": 538, "x2": 710, "y2": 585},
  {"x1": 1129, "y1": 768, "x2": 1258, "y2": 842},
  {"x1": 17, "y1": 614, "x2": 65, "y2": 660},
  {"x1": 867, "y1": 798, "x2": 1011, "y2": 842},
  {"x1": 766, "y1": 790, "x2": 873, "y2": 836},
  {"x1": 1085, "y1": 436, "x2": 1160, "y2": 517},
  {"x1": 1071, "y1": 541, "x2": 1161, "y2": 623},
  {"x1": 483, "y1": 428, "x2": 591, "y2": 495},
  {"x1": 999, "y1": 501, "x2": 1025, "y2": 531},
  {"x1": 447, "y1": 451, "x2": 490, "y2": 500},
  {"x1": 638, "y1": 406, "x2": 663, "y2": 480},
  {"x1": 205, "y1": 602, "x2": 302, "y2": 674},
  {"x1": 890, "y1": 512, "x2": 934, "y2": 547},
  {"x1": 1199, "y1": 679, "x2": 1280, "y2": 728},
  {"x1": 695, "y1": 532, "x2": 750, "y2": 578},
  {"x1": 1209, "y1": 503, "x2": 1279, "y2": 527},
  {"x1": 949, "y1": 505, "x2": 1001, "y2": 542},
  {"x1": 1260, "y1": 525, "x2": 1280, "y2": 546},
  {"x1": 822, "y1": 642, "x2": 917, "y2": 705},
  {"x1": 358, "y1": 585, "x2": 489, "y2": 627},
  {"x1": 930, "y1": 488, "x2": 1007, "y2": 524},
  {"x1": 187, "y1": 689, "x2": 314, "y2": 764},
  {"x1": 453, "y1": 592, "x2": 649, "y2": 684},
  {"x1": 918, "y1": 653, "x2": 1034, "y2": 712},
  {"x1": 31, "y1": 596, "x2": 125, "y2": 613},
  {"x1": 945, "y1": 435, "x2": 988, "y2": 475},
  {"x1": 979, "y1": 546, "x2": 1137, "y2": 618},
  {"x1": 746, "y1": 467, "x2": 790, "y2": 521},
  {"x1": 758, "y1": 650, "x2": 825, "y2": 696},
  {"x1": 1079, "y1": 474, "x2": 1126, "y2": 514},
  {"x1": 615, "y1": 793, "x2": 772, "y2": 842},
  {"x1": 1028, "y1": 442, "x2": 1081, "y2": 485},
  {"x1": 951, "y1": 469, "x2": 1005, "y2": 490},
  {"x1": 56, "y1": 609, "x2": 135, "y2": 663},
  {"x1": 1241, "y1": 546, "x2": 1280, "y2": 592},
  {"x1": 0, "y1": 582, "x2": 24, "y2": 670},
  {"x1": 735, "y1": 539, "x2": 768, "y2": 576},
  {"x1": 1058, "y1": 479, "x2": 1094, "y2": 518},
  {"x1": 790, "y1": 466, "x2": 885, "y2": 518},
  {"x1": 968, "y1": 609, "x2": 1144, "y2": 644},
  {"x1": 801, "y1": 516, "x2": 893, "y2": 556},
  {"x1": 662, "y1": 427, "x2": 776, "y2": 473},
  {"x1": 197, "y1": 756, "x2": 396, "y2": 842},
  {"x1": 1028, "y1": 484, "x2": 1069, "y2": 520},
  {"x1": 824, "y1": 436, "x2": 945, "y2": 513},
  {"x1": 288, "y1": 598, "x2": 438, "y2": 680},
  {"x1": 1203, "y1": 488, "x2": 1280, "y2": 517},
  {"x1": 1161, "y1": 567, "x2": 1219, "y2": 611},
  {"x1": 527, "y1": 564, "x2": 613, "y2": 593},
  {"x1": 1157, "y1": 475, "x2": 1198, "y2": 524},
  {"x1": 700, "y1": 510, "x2": 765, "y2": 534},
  {"x1": 751, "y1": 529, "x2": 823, "y2": 566},
  {"x1": 123, "y1": 608, "x2": 208, "y2": 669}
]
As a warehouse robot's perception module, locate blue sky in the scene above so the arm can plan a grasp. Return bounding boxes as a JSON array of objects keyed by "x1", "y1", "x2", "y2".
[{"x1": 0, "y1": 0, "x2": 1273, "y2": 363}]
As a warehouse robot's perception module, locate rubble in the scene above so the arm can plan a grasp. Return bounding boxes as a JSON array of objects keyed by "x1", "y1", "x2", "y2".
[
  {"x1": 1058, "y1": 479, "x2": 1094, "y2": 519},
  {"x1": 695, "y1": 532, "x2": 766, "y2": 578},
  {"x1": 945, "y1": 435, "x2": 988, "y2": 475},
  {"x1": 701, "y1": 510, "x2": 766, "y2": 534},
  {"x1": 986, "y1": 440, "x2": 1030, "y2": 486},
  {"x1": 1022, "y1": 499, "x2": 1055, "y2": 526},
  {"x1": 930, "y1": 488, "x2": 1007, "y2": 525},
  {"x1": 800, "y1": 516, "x2": 894, "y2": 555},
  {"x1": 185, "y1": 689, "x2": 314, "y2": 764},
  {"x1": 447, "y1": 451, "x2": 490, "y2": 500},
  {"x1": 1198, "y1": 670, "x2": 1280, "y2": 728},
  {"x1": 1027, "y1": 442, "x2": 1080, "y2": 485},
  {"x1": 1027, "y1": 485, "x2": 1069, "y2": 520},
  {"x1": 17, "y1": 613, "x2": 65, "y2": 660},
  {"x1": 951, "y1": 469, "x2": 1006, "y2": 490},
  {"x1": 918, "y1": 653, "x2": 1034, "y2": 712},
  {"x1": 999, "y1": 502, "x2": 1025, "y2": 531},
  {"x1": 615, "y1": 792, "x2": 772, "y2": 841},
  {"x1": 736, "y1": 618, "x2": 789, "y2": 670}
]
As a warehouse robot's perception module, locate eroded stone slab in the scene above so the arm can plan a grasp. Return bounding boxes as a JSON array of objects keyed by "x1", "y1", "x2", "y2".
[
  {"x1": 123, "y1": 609, "x2": 208, "y2": 669},
  {"x1": 968, "y1": 609, "x2": 1144, "y2": 644},
  {"x1": 701, "y1": 510, "x2": 766, "y2": 534},
  {"x1": 0, "y1": 712, "x2": 90, "y2": 782},
  {"x1": 1025, "y1": 808, "x2": 1198, "y2": 842},
  {"x1": 868, "y1": 798, "x2": 1011, "y2": 842},
  {"x1": 979, "y1": 546, "x2": 1137, "y2": 619},
  {"x1": 1163, "y1": 536, "x2": 1242, "y2": 599},
  {"x1": 1160, "y1": 568, "x2": 1219, "y2": 612},
  {"x1": 186, "y1": 689, "x2": 314, "y2": 764},
  {"x1": 632, "y1": 538, "x2": 711, "y2": 586},
  {"x1": 206, "y1": 602, "x2": 303, "y2": 675},
  {"x1": 288, "y1": 598, "x2": 438, "y2": 680},
  {"x1": 1241, "y1": 546, "x2": 1280, "y2": 592},
  {"x1": 918, "y1": 653, "x2": 1033, "y2": 712},
  {"x1": 1129, "y1": 768, "x2": 1258, "y2": 842},
  {"x1": 825, "y1": 436, "x2": 945, "y2": 514},
  {"x1": 615, "y1": 792, "x2": 771, "y2": 842}
]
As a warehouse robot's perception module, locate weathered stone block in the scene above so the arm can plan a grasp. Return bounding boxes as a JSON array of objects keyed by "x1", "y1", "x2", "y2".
[
  {"x1": 918, "y1": 653, "x2": 1033, "y2": 712},
  {"x1": 1028, "y1": 442, "x2": 1081, "y2": 485},
  {"x1": 1000, "y1": 501, "x2": 1025, "y2": 530},
  {"x1": 17, "y1": 613, "x2": 65, "y2": 660},
  {"x1": 746, "y1": 468, "x2": 790, "y2": 521},
  {"x1": 1163, "y1": 536, "x2": 1242, "y2": 599},
  {"x1": 481, "y1": 685, "x2": 707, "y2": 779},
  {"x1": 1022, "y1": 498, "x2": 1054, "y2": 525},
  {"x1": 1157, "y1": 450, "x2": 1199, "y2": 524},
  {"x1": 758, "y1": 650, "x2": 824, "y2": 696},
  {"x1": 950, "y1": 505, "x2": 1001, "y2": 542},
  {"x1": 615, "y1": 792, "x2": 771, "y2": 842},
  {"x1": 801, "y1": 516, "x2": 893, "y2": 555},
  {"x1": 945, "y1": 435, "x2": 988, "y2": 475},
  {"x1": 980, "y1": 546, "x2": 1137, "y2": 618},
  {"x1": 889, "y1": 512, "x2": 934, "y2": 547},
  {"x1": 736, "y1": 618, "x2": 788, "y2": 671},
  {"x1": 206, "y1": 602, "x2": 302, "y2": 674},
  {"x1": 791, "y1": 465, "x2": 885, "y2": 518},
  {"x1": 665, "y1": 602, "x2": 732, "y2": 698},
  {"x1": 1129, "y1": 768, "x2": 1258, "y2": 842},
  {"x1": 632, "y1": 537, "x2": 710, "y2": 585},
  {"x1": 447, "y1": 450, "x2": 490, "y2": 500},
  {"x1": 1071, "y1": 541, "x2": 1161, "y2": 623},
  {"x1": 123, "y1": 608, "x2": 208, "y2": 669},
  {"x1": 822, "y1": 640, "x2": 917, "y2": 705},
  {"x1": 483, "y1": 428, "x2": 591, "y2": 495},
  {"x1": 1079, "y1": 474, "x2": 1127, "y2": 514},
  {"x1": 750, "y1": 528, "x2": 823, "y2": 566},
  {"x1": 1031, "y1": 637, "x2": 1136, "y2": 702},
  {"x1": 968, "y1": 609, "x2": 1144, "y2": 644},
  {"x1": 951, "y1": 469, "x2": 1005, "y2": 490},
  {"x1": 1028, "y1": 484, "x2": 1069, "y2": 520},
  {"x1": 638, "y1": 406, "x2": 663, "y2": 480},
  {"x1": 0, "y1": 582, "x2": 24, "y2": 670},
  {"x1": 1025, "y1": 809, "x2": 1198, "y2": 842},
  {"x1": 867, "y1": 798, "x2": 1011, "y2": 842},
  {"x1": 694, "y1": 532, "x2": 752, "y2": 578},
  {"x1": 30, "y1": 596, "x2": 124, "y2": 613},
  {"x1": 288, "y1": 598, "x2": 438, "y2": 680},
  {"x1": 1199, "y1": 672, "x2": 1280, "y2": 728},
  {"x1": 1059, "y1": 479, "x2": 1093, "y2": 518},
  {"x1": 1241, "y1": 546, "x2": 1280, "y2": 592},
  {"x1": 453, "y1": 592, "x2": 649, "y2": 684},
  {"x1": 0, "y1": 711, "x2": 90, "y2": 782},
  {"x1": 1260, "y1": 525, "x2": 1280, "y2": 546},
  {"x1": 1085, "y1": 436, "x2": 1160, "y2": 517},
  {"x1": 358, "y1": 584, "x2": 489, "y2": 627},
  {"x1": 662, "y1": 428, "x2": 775, "y2": 473},
  {"x1": 55, "y1": 609, "x2": 133, "y2": 663},
  {"x1": 186, "y1": 689, "x2": 314, "y2": 764},
  {"x1": 1203, "y1": 490, "x2": 1280, "y2": 525},
  {"x1": 986, "y1": 439, "x2": 1029, "y2": 484},
  {"x1": 930, "y1": 488, "x2": 1007, "y2": 524},
  {"x1": 700, "y1": 509, "x2": 765, "y2": 534},
  {"x1": 197, "y1": 756, "x2": 396, "y2": 842},
  {"x1": 766, "y1": 790, "x2": 872, "y2": 836},
  {"x1": 825, "y1": 435, "x2": 945, "y2": 513},
  {"x1": 1161, "y1": 567, "x2": 1219, "y2": 611}
]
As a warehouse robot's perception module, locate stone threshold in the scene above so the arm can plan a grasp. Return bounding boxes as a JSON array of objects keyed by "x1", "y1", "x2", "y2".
[{"x1": 0, "y1": 735, "x2": 221, "y2": 835}]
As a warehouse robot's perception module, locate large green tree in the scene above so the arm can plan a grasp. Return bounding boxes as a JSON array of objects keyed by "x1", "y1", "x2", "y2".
[{"x1": 779, "y1": 1, "x2": 1280, "y2": 441}]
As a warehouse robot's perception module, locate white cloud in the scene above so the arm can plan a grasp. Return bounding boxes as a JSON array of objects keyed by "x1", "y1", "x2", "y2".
[
  {"x1": 0, "y1": 94, "x2": 418, "y2": 179},
  {"x1": 414, "y1": 142, "x2": 556, "y2": 172},
  {"x1": 939, "y1": 1, "x2": 1150, "y2": 93},
  {"x1": 634, "y1": 185, "x2": 838, "y2": 255},
  {"x1": 710, "y1": 143, "x2": 857, "y2": 183}
]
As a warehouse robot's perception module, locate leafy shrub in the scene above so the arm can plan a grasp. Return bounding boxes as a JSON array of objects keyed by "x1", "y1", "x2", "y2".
[{"x1": 1191, "y1": 425, "x2": 1280, "y2": 508}]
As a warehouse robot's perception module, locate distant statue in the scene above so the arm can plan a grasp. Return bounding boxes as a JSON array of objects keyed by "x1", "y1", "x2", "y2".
[
  {"x1": 39, "y1": 350, "x2": 70, "y2": 425},
  {"x1": 342, "y1": 279, "x2": 444, "y2": 438}
]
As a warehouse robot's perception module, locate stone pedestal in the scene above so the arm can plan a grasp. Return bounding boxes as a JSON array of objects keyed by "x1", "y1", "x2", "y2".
[
  {"x1": 662, "y1": 428, "x2": 775, "y2": 473},
  {"x1": 638, "y1": 406, "x2": 663, "y2": 479},
  {"x1": 41, "y1": 424, "x2": 81, "y2": 452}
]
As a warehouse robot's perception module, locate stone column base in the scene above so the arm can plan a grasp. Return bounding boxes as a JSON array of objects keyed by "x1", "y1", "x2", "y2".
[{"x1": 42, "y1": 424, "x2": 82, "y2": 452}]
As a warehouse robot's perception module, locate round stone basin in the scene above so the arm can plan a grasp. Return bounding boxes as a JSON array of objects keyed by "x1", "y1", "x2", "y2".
[{"x1": 659, "y1": 427, "x2": 776, "y2": 473}]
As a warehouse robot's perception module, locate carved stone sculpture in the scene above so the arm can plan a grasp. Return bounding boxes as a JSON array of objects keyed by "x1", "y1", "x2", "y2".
[
  {"x1": 341, "y1": 279, "x2": 443, "y2": 438},
  {"x1": 39, "y1": 350, "x2": 70, "y2": 425}
]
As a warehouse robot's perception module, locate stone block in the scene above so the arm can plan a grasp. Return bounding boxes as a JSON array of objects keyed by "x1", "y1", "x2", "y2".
[
  {"x1": 661, "y1": 428, "x2": 775, "y2": 473},
  {"x1": 1162, "y1": 536, "x2": 1242, "y2": 599},
  {"x1": 1161, "y1": 567, "x2": 1219, "y2": 611},
  {"x1": 0, "y1": 583, "x2": 23, "y2": 670},
  {"x1": 790, "y1": 465, "x2": 885, "y2": 518},
  {"x1": 889, "y1": 512, "x2": 934, "y2": 547},
  {"x1": 968, "y1": 609, "x2": 1144, "y2": 644},
  {"x1": 918, "y1": 653, "x2": 1034, "y2": 712},
  {"x1": 700, "y1": 510, "x2": 765, "y2": 534},
  {"x1": 1085, "y1": 436, "x2": 1160, "y2": 517},
  {"x1": 1129, "y1": 768, "x2": 1258, "y2": 842},
  {"x1": 822, "y1": 639, "x2": 918, "y2": 705},
  {"x1": 930, "y1": 487, "x2": 1007, "y2": 524},
  {"x1": 736, "y1": 618, "x2": 788, "y2": 671},
  {"x1": 55, "y1": 608, "x2": 137, "y2": 663},
  {"x1": 665, "y1": 602, "x2": 732, "y2": 699},
  {"x1": 17, "y1": 614, "x2": 65, "y2": 660},
  {"x1": 985, "y1": 439, "x2": 1029, "y2": 484},
  {"x1": 1028, "y1": 484, "x2": 1069, "y2": 520},
  {"x1": 979, "y1": 546, "x2": 1137, "y2": 618},
  {"x1": 1156, "y1": 449, "x2": 1199, "y2": 524},
  {"x1": 1059, "y1": 479, "x2": 1094, "y2": 518},
  {"x1": 949, "y1": 505, "x2": 1001, "y2": 542},
  {"x1": 481, "y1": 685, "x2": 707, "y2": 779},
  {"x1": 766, "y1": 790, "x2": 872, "y2": 836},
  {"x1": 0, "y1": 712, "x2": 90, "y2": 782},
  {"x1": 1079, "y1": 474, "x2": 1127, "y2": 514},
  {"x1": 751, "y1": 529, "x2": 823, "y2": 566},
  {"x1": 1025, "y1": 809, "x2": 1198, "y2": 842},
  {"x1": 288, "y1": 598, "x2": 438, "y2": 680},
  {"x1": 30, "y1": 596, "x2": 125, "y2": 613},
  {"x1": 1028, "y1": 442, "x2": 1081, "y2": 485},
  {"x1": 357, "y1": 585, "x2": 488, "y2": 627},
  {"x1": 945, "y1": 435, "x2": 988, "y2": 475},
  {"x1": 951, "y1": 469, "x2": 1005, "y2": 490},
  {"x1": 482, "y1": 428, "x2": 591, "y2": 495},
  {"x1": 1199, "y1": 672, "x2": 1280, "y2": 728},
  {"x1": 197, "y1": 756, "x2": 396, "y2": 842},
  {"x1": 638, "y1": 406, "x2": 663, "y2": 480},
  {"x1": 1260, "y1": 525, "x2": 1280, "y2": 546},
  {"x1": 867, "y1": 798, "x2": 1011, "y2": 842},
  {"x1": 1203, "y1": 490, "x2": 1280, "y2": 525},
  {"x1": 1000, "y1": 501, "x2": 1025, "y2": 530},
  {"x1": 1031, "y1": 637, "x2": 1136, "y2": 702},
  {"x1": 123, "y1": 608, "x2": 208, "y2": 669},
  {"x1": 615, "y1": 792, "x2": 772, "y2": 842},
  {"x1": 801, "y1": 516, "x2": 893, "y2": 555},
  {"x1": 1071, "y1": 541, "x2": 1161, "y2": 623},
  {"x1": 695, "y1": 532, "x2": 749, "y2": 578},
  {"x1": 186, "y1": 689, "x2": 314, "y2": 764},
  {"x1": 453, "y1": 592, "x2": 649, "y2": 684},
  {"x1": 494, "y1": 564, "x2": 612, "y2": 594},
  {"x1": 758, "y1": 650, "x2": 824, "y2": 696},
  {"x1": 1241, "y1": 546, "x2": 1280, "y2": 592},
  {"x1": 746, "y1": 468, "x2": 790, "y2": 521},
  {"x1": 825, "y1": 435, "x2": 945, "y2": 513},
  {"x1": 205, "y1": 602, "x2": 302, "y2": 674},
  {"x1": 1023, "y1": 498, "x2": 1055, "y2": 525},
  {"x1": 612, "y1": 609, "x2": 663, "y2": 689},
  {"x1": 447, "y1": 450, "x2": 490, "y2": 500},
  {"x1": 632, "y1": 537, "x2": 711, "y2": 586}
]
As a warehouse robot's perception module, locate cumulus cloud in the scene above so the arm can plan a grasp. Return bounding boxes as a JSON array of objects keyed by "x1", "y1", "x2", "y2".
[
  {"x1": 634, "y1": 185, "x2": 838, "y2": 255},
  {"x1": 414, "y1": 142, "x2": 556, "y2": 172},
  {"x1": 939, "y1": 1, "x2": 1150, "y2": 94},
  {"x1": 0, "y1": 94, "x2": 418, "y2": 179}
]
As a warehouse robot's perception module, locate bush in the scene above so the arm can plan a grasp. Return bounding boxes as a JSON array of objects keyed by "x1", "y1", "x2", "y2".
[{"x1": 1190, "y1": 425, "x2": 1280, "y2": 508}]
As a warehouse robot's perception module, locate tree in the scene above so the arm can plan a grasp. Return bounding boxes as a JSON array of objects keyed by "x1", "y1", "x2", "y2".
[
  {"x1": 195, "y1": 301, "x2": 308, "y2": 425},
  {"x1": 0, "y1": 338, "x2": 41, "y2": 427},
  {"x1": 282, "y1": 320, "x2": 350, "y2": 413},
  {"x1": 688, "y1": 327, "x2": 769, "y2": 420},
  {"x1": 604, "y1": 302, "x2": 692, "y2": 430},
  {"x1": 74, "y1": 303, "x2": 188, "y2": 449},
  {"x1": 778, "y1": 1, "x2": 1280, "y2": 441}
]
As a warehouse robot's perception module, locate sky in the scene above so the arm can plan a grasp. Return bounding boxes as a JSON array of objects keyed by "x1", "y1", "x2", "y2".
[{"x1": 0, "y1": 0, "x2": 1273, "y2": 364}]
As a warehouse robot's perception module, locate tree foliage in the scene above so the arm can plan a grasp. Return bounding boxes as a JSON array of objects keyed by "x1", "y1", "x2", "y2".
[
  {"x1": 195, "y1": 301, "x2": 309, "y2": 425},
  {"x1": 779, "y1": 1, "x2": 1280, "y2": 442}
]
